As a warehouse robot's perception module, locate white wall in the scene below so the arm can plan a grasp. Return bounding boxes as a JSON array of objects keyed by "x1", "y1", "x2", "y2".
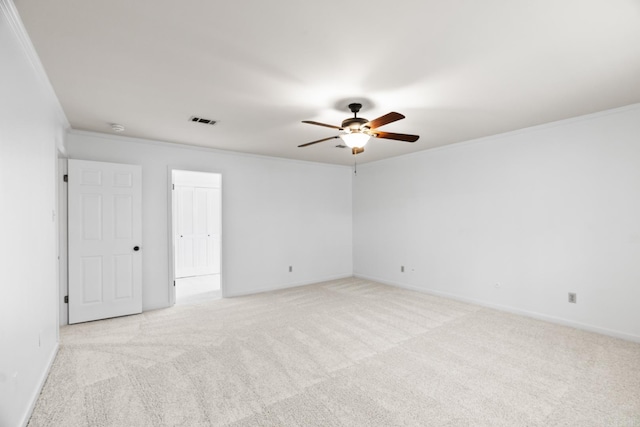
[
  {"x1": 354, "y1": 104, "x2": 640, "y2": 342},
  {"x1": 66, "y1": 131, "x2": 353, "y2": 309},
  {"x1": 0, "y1": 1, "x2": 68, "y2": 425}
]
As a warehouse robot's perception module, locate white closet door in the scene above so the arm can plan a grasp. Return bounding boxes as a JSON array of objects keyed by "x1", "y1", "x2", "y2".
[
  {"x1": 175, "y1": 185, "x2": 220, "y2": 278},
  {"x1": 68, "y1": 159, "x2": 142, "y2": 324}
]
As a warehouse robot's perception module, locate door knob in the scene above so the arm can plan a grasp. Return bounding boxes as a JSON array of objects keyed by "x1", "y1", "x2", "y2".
[{"x1": 133, "y1": 246, "x2": 140, "y2": 251}]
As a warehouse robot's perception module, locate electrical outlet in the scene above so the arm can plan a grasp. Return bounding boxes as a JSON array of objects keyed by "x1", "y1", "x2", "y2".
[
  {"x1": 288, "y1": 266, "x2": 292, "y2": 273},
  {"x1": 401, "y1": 265, "x2": 405, "y2": 273},
  {"x1": 568, "y1": 292, "x2": 577, "y2": 303}
]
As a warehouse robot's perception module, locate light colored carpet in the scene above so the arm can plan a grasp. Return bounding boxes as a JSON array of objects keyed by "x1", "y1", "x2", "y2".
[
  {"x1": 176, "y1": 274, "x2": 221, "y2": 305},
  {"x1": 29, "y1": 278, "x2": 640, "y2": 426},
  {"x1": 176, "y1": 290, "x2": 222, "y2": 306}
]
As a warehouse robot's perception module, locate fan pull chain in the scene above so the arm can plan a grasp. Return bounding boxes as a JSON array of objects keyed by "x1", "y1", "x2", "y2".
[{"x1": 354, "y1": 154, "x2": 357, "y2": 176}]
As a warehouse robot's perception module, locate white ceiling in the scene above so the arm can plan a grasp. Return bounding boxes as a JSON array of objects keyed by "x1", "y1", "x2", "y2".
[{"x1": 15, "y1": 0, "x2": 640, "y2": 165}]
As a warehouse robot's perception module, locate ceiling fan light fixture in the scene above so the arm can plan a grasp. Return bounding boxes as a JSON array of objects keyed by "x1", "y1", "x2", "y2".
[
  {"x1": 299, "y1": 104, "x2": 418, "y2": 153},
  {"x1": 340, "y1": 132, "x2": 370, "y2": 148}
]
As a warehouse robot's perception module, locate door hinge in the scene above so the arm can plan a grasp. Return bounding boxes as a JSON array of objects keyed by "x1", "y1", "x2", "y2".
[
  {"x1": 64, "y1": 295, "x2": 68, "y2": 303},
  {"x1": 63, "y1": 174, "x2": 68, "y2": 182},
  {"x1": 173, "y1": 280, "x2": 176, "y2": 287},
  {"x1": 172, "y1": 184, "x2": 175, "y2": 190}
]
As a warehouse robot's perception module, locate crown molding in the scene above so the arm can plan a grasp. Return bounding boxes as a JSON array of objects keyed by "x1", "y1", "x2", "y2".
[
  {"x1": 67, "y1": 129, "x2": 353, "y2": 170},
  {"x1": 1, "y1": 0, "x2": 70, "y2": 132},
  {"x1": 359, "y1": 102, "x2": 640, "y2": 169}
]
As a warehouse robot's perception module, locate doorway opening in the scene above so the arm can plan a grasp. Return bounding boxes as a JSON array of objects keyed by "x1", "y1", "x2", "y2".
[{"x1": 170, "y1": 170, "x2": 222, "y2": 305}]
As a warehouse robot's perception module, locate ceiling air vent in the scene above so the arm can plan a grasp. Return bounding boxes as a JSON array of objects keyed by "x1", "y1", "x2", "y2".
[{"x1": 189, "y1": 116, "x2": 216, "y2": 125}]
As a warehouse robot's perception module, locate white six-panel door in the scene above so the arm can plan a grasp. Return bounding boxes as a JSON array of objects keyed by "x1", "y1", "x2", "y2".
[
  {"x1": 174, "y1": 172, "x2": 221, "y2": 279},
  {"x1": 68, "y1": 159, "x2": 142, "y2": 324}
]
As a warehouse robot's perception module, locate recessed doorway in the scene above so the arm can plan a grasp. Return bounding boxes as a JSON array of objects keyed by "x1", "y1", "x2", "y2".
[{"x1": 170, "y1": 170, "x2": 222, "y2": 305}]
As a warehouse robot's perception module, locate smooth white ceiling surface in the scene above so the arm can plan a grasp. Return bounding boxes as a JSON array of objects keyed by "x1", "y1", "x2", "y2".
[{"x1": 15, "y1": 0, "x2": 640, "y2": 165}]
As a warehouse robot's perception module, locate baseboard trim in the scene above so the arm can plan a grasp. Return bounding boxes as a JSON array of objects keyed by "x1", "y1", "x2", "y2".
[
  {"x1": 20, "y1": 341, "x2": 59, "y2": 427},
  {"x1": 354, "y1": 273, "x2": 640, "y2": 343},
  {"x1": 225, "y1": 273, "x2": 354, "y2": 298}
]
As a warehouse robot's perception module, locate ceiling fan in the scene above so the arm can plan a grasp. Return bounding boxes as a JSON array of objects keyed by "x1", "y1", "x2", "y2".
[{"x1": 299, "y1": 103, "x2": 419, "y2": 155}]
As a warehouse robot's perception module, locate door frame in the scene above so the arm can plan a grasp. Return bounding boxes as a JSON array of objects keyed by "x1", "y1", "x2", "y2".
[
  {"x1": 58, "y1": 156, "x2": 68, "y2": 326},
  {"x1": 167, "y1": 167, "x2": 224, "y2": 305}
]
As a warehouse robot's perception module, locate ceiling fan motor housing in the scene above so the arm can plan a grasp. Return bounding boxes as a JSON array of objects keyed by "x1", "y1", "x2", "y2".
[{"x1": 341, "y1": 117, "x2": 368, "y2": 132}]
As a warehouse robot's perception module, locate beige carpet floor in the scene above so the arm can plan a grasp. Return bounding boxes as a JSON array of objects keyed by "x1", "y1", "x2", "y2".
[{"x1": 29, "y1": 278, "x2": 640, "y2": 426}]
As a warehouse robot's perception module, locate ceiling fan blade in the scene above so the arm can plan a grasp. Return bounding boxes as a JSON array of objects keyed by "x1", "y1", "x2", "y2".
[
  {"x1": 302, "y1": 120, "x2": 343, "y2": 130},
  {"x1": 298, "y1": 135, "x2": 340, "y2": 148},
  {"x1": 352, "y1": 147, "x2": 365, "y2": 155},
  {"x1": 364, "y1": 112, "x2": 405, "y2": 129},
  {"x1": 373, "y1": 131, "x2": 420, "y2": 142}
]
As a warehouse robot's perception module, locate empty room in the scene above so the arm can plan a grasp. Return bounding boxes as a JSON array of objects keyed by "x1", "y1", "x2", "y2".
[{"x1": 2, "y1": 0, "x2": 640, "y2": 426}]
